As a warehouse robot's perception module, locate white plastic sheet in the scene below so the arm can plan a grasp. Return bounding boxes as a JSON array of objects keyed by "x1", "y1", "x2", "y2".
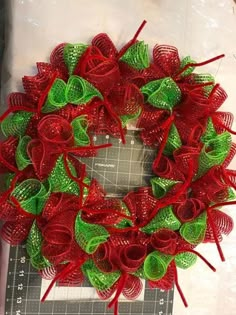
[{"x1": 1, "y1": 0, "x2": 236, "y2": 314}]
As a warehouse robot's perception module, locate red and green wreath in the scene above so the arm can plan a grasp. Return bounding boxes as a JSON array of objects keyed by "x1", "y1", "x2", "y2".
[{"x1": 0, "y1": 21, "x2": 236, "y2": 314}]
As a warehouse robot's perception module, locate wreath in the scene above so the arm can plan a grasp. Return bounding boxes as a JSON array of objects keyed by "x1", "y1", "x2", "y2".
[{"x1": 0, "y1": 21, "x2": 236, "y2": 314}]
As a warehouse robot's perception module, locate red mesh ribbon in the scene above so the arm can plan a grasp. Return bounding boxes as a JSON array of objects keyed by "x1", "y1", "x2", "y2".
[{"x1": 151, "y1": 229, "x2": 177, "y2": 255}]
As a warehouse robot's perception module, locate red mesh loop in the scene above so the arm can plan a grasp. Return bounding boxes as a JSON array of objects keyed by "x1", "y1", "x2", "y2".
[
  {"x1": 174, "y1": 198, "x2": 205, "y2": 222},
  {"x1": 151, "y1": 229, "x2": 177, "y2": 255},
  {"x1": 119, "y1": 244, "x2": 146, "y2": 272}
]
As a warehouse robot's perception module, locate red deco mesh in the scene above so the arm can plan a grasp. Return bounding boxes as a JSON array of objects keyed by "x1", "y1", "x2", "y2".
[
  {"x1": 50, "y1": 43, "x2": 69, "y2": 81},
  {"x1": 153, "y1": 45, "x2": 181, "y2": 77},
  {"x1": 150, "y1": 229, "x2": 177, "y2": 255},
  {"x1": 0, "y1": 137, "x2": 18, "y2": 173},
  {"x1": 204, "y1": 209, "x2": 234, "y2": 243},
  {"x1": 174, "y1": 198, "x2": 205, "y2": 222},
  {"x1": 149, "y1": 260, "x2": 175, "y2": 290}
]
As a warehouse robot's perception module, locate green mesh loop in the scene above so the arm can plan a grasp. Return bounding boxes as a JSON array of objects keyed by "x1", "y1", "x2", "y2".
[
  {"x1": 179, "y1": 56, "x2": 195, "y2": 77},
  {"x1": 198, "y1": 131, "x2": 231, "y2": 177},
  {"x1": 5, "y1": 173, "x2": 15, "y2": 189},
  {"x1": 75, "y1": 213, "x2": 109, "y2": 254},
  {"x1": 175, "y1": 252, "x2": 197, "y2": 269},
  {"x1": 120, "y1": 41, "x2": 150, "y2": 70},
  {"x1": 63, "y1": 43, "x2": 88, "y2": 75},
  {"x1": 26, "y1": 221, "x2": 51, "y2": 269},
  {"x1": 193, "y1": 73, "x2": 215, "y2": 95},
  {"x1": 11, "y1": 179, "x2": 50, "y2": 215},
  {"x1": 133, "y1": 265, "x2": 148, "y2": 280},
  {"x1": 144, "y1": 251, "x2": 173, "y2": 281},
  {"x1": 82, "y1": 260, "x2": 120, "y2": 290},
  {"x1": 15, "y1": 135, "x2": 31, "y2": 170},
  {"x1": 42, "y1": 79, "x2": 67, "y2": 113},
  {"x1": 163, "y1": 124, "x2": 182, "y2": 155},
  {"x1": 228, "y1": 188, "x2": 236, "y2": 201},
  {"x1": 71, "y1": 116, "x2": 90, "y2": 146},
  {"x1": 180, "y1": 212, "x2": 207, "y2": 245},
  {"x1": 48, "y1": 155, "x2": 80, "y2": 195},
  {"x1": 141, "y1": 78, "x2": 181, "y2": 110},
  {"x1": 1, "y1": 111, "x2": 33, "y2": 137},
  {"x1": 120, "y1": 107, "x2": 142, "y2": 127},
  {"x1": 151, "y1": 177, "x2": 179, "y2": 199},
  {"x1": 201, "y1": 118, "x2": 217, "y2": 144},
  {"x1": 114, "y1": 201, "x2": 133, "y2": 228},
  {"x1": 142, "y1": 206, "x2": 181, "y2": 234},
  {"x1": 65, "y1": 75, "x2": 103, "y2": 105}
]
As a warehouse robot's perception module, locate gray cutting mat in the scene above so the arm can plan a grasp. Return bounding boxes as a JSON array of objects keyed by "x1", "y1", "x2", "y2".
[{"x1": 5, "y1": 131, "x2": 174, "y2": 315}]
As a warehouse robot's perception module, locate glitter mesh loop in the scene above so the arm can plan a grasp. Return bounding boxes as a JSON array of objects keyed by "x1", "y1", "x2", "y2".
[
  {"x1": 75, "y1": 213, "x2": 109, "y2": 254},
  {"x1": 120, "y1": 41, "x2": 150, "y2": 70},
  {"x1": 151, "y1": 177, "x2": 179, "y2": 198},
  {"x1": 92, "y1": 33, "x2": 118, "y2": 58},
  {"x1": 1, "y1": 111, "x2": 33, "y2": 137},
  {"x1": 42, "y1": 79, "x2": 67, "y2": 113},
  {"x1": 71, "y1": 115, "x2": 90, "y2": 146},
  {"x1": 141, "y1": 78, "x2": 181, "y2": 110},
  {"x1": 153, "y1": 45, "x2": 180, "y2": 77},
  {"x1": 144, "y1": 251, "x2": 173, "y2": 280},
  {"x1": 151, "y1": 229, "x2": 177, "y2": 255},
  {"x1": 66, "y1": 75, "x2": 103, "y2": 104},
  {"x1": 15, "y1": 135, "x2": 32, "y2": 170},
  {"x1": 63, "y1": 43, "x2": 88, "y2": 75},
  {"x1": 142, "y1": 206, "x2": 181, "y2": 234},
  {"x1": 11, "y1": 179, "x2": 50, "y2": 215},
  {"x1": 26, "y1": 221, "x2": 51, "y2": 269},
  {"x1": 175, "y1": 252, "x2": 197, "y2": 269},
  {"x1": 180, "y1": 212, "x2": 207, "y2": 245}
]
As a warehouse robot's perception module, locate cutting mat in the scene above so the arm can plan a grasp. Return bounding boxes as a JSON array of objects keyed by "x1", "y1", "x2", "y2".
[{"x1": 5, "y1": 131, "x2": 174, "y2": 315}]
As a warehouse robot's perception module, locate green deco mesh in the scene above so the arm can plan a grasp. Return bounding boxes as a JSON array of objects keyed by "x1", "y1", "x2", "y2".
[
  {"x1": 42, "y1": 79, "x2": 67, "y2": 113},
  {"x1": 63, "y1": 43, "x2": 88, "y2": 75},
  {"x1": 26, "y1": 221, "x2": 51, "y2": 269},
  {"x1": 175, "y1": 252, "x2": 197, "y2": 269},
  {"x1": 120, "y1": 108, "x2": 142, "y2": 127},
  {"x1": 198, "y1": 131, "x2": 231, "y2": 177},
  {"x1": 71, "y1": 116, "x2": 90, "y2": 146},
  {"x1": 65, "y1": 75, "x2": 103, "y2": 104},
  {"x1": 180, "y1": 212, "x2": 207, "y2": 245},
  {"x1": 164, "y1": 124, "x2": 182, "y2": 155},
  {"x1": 42, "y1": 76, "x2": 103, "y2": 113},
  {"x1": 11, "y1": 179, "x2": 50, "y2": 215},
  {"x1": 144, "y1": 251, "x2": 173, "y2": 281},
  {"x1": 193, "y1": 73, "x2": 215, "y2": 95},
  {"x1": 114, "y1": 201, "x2": 133, "y2": 229},
  {"x1": 82, "y1": 260, "x2": 120, "y2": 291},
  {"x1": 75, "y1": 213, "x2": 109, "y2": 254},
  {"x1": 151, "y1": 177, "x2": 179, "y2": 199},
  {"x1": 120, "y1": 41, "x2": 150, "y2": 70},
  {"x1": 1, "y1": 111, "x2": 33, "y2": 137},
  {"x1": 133, "y1": 265, "x2": 148, "y2": 280},
  {"x1": 179, "y1": 56, "x2": 195, "y2": 77},
  {"x1": 142, "y1": 206, "x2": 181, "y2": 234},
  {"x1": 141, "y1": 77, "x2": 181, "y2": 110},
  {"x1": 48, "y1": 155, "x2": 80, "y2": 195},
  {"x1": 15, "y1": 135, "x2": 32, "y2": 170}
]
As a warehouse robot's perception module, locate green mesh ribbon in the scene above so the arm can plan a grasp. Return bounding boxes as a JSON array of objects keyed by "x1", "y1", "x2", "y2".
[
  {"x1": 151, "y1": 177, "x2": 179, "y2": 199},
  {"x1": 120, "y1": 41, "x2": 150, "y2": 70},
  {"x1": 163, "y1": 124, "x2": 182, "y2": 155},
  {"x1": 133, "y1": 265, "x2": 148, "y2": 280},
  {"x1": 82, "y1": 260, "x2": 120, "y2": 290},
  {"x1": 193, "y1": 73, "x2": 215, "y2": 95},
  {"x1": 42, "y1": 79, "x2": 67, "y2": 113},
  {"x1": 114, "y1": 201, "x2": 133, "y2": 229},
  {"x1": 179, "y1": 56, "x2": 195, "y2": 77},
  {"x1": 198, "y1": 129, "x2": 231, "y2": 177},
  {"x1": 142, "y1": 206, "x2": 181, "y2": 234},
  {"x1": 141, "y1": 77, "x2": 181, "y2": 110},
  {"x1": 120, "y1": 108, "x2": 142, "y2": 127},
  {"x1": 71, "y1": 116, "x2": 90, "y2": 146},
  {"x1": 63, "y1": 43, "x2": 88, "y2": 75},
  {"x1": 48, "y1": 155, "x2": 80, "y2": 195},
  {"x1": 75, "y1": 213, "x2": 109, "y2": 254},
  {"x1": 180, "y1": 212, "x2": 207, "y2": 245},
  {"x1": 175, "y1": 252, "x2": 197, "y2": 269},
  {"x1": 42, "y1": 76, "x2": 103, "y2": 112},
  {"x1": 201, "y1": 118, "x2": 217, "y2": 144},
  {"x1": 65, "y1": 75, "x2": 103, "y2": 104},
  {"x1": 144, "y1": 251, "x2": 173, "y2": 280},
  {"x1": 228, "y1": 188, "x2": 236, "y2": 201},
  {"x1": 11, "y1": 179, "x2": 50, "y2": 215},
  {"x1": 15, "y1": 135, "x2": 31, "y2": 170},
  {"x1": 1, "y1": 111, "x2": 33, "y2": 137},
  {"x1": 26, "y1": 221, "x2": 51, "y2": 269}
]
